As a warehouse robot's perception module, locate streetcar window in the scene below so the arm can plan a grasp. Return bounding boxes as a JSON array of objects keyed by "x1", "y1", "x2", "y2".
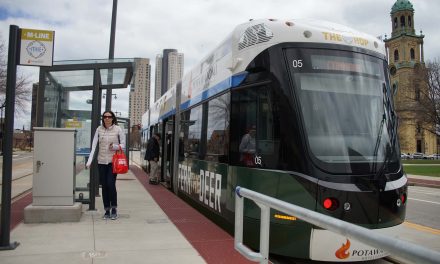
[
  {"x1": 181, "y1": 105, "x2": 203, "y2": 159},
  {"x1": 231, "y1": 88, "x2": 256, "y2": 167},
  {"x1": 206, "y1": 93, "x2": 230, "y2": 163},
  {"x1": 230, "y1": 85, "x2": 282, "y2": 169},
  {"x1": 285, "y1": 48, "x2": 399, "y2": 170}
]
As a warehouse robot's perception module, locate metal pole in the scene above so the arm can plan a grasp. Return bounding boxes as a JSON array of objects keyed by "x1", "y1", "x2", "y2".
[
  {"x1": 89, "y1": 68, "x2": 101, "y2": 211},
  {"x1": 36, "y1": 68, "x2": 45, "y2": 127},
  {"x1": 0, "y1": 107, "x2": 3, "y2": 154},
  {"x1": 0, "y1": 24, "x2": 20, "y2": 250},
  {"x1": 172, "y1": 82, "x2": 182, "y2": 193},
  {"x1": 126, "y1": 119, "x2": 130, "y2": 161},
  {"x1": 105, "y1": 0, "x2": 117, "y2": 110}
]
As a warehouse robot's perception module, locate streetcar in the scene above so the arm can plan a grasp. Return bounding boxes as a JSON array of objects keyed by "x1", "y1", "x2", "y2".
[{"x1": 141, "y1": 19, "x2": 407, "y2": 262}]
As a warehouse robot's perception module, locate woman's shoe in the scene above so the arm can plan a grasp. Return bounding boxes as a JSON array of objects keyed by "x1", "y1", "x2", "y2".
[
  {"x1": 111, "y1": 208, "x2": 118, "y2": 220},
  {"x1": 102, "y1": 210, "x2": 110, "y2": 220}
]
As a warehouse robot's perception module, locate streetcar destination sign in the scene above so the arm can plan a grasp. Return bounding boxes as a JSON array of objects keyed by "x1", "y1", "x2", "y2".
[{"x1": 19, "y1": 28, "x2": 54, "y2": 66}]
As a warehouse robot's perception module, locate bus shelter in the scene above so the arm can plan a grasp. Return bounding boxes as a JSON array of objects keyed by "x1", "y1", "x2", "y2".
[{"x1": 35, "y1": 59, "x2": 134, "y2": 210}]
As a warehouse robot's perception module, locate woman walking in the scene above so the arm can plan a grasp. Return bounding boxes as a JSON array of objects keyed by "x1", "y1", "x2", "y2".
[{"x1": 86, "y1": 111, "x2": 125, "y2": 220}]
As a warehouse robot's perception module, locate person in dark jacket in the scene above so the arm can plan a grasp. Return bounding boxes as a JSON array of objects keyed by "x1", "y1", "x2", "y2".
[{"x1": 144, "y1": 133, "x2": 161, "y2": 184}]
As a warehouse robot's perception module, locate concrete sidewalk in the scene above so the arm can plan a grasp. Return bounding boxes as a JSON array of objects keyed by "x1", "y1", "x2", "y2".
[{"x1": 0, "y1": 169, "x2": 206, "y2": 264}]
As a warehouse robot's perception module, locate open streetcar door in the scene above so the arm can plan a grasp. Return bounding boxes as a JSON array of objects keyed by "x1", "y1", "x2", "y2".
[{"x1": 162, "y1": 118, "x2": 175, "y2": 189}]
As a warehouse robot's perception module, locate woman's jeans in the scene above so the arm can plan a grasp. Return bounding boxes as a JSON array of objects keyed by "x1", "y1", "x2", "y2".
[{"x1": 98, "y1": 163, "x2": 117, "y2": 211}]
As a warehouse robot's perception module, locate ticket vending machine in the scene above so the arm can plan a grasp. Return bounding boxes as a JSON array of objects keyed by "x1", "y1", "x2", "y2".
[{"x1": 33, "y1": 127, "x2": 76, "y2": 206}]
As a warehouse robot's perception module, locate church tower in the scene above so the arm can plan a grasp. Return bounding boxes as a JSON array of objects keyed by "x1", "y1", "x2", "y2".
[{"x1": 384, "y1": 0, "x2": 437, "y2": 155}]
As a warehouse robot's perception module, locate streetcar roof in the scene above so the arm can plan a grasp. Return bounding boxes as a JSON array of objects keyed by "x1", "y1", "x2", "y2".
[
  {"x1": 148, "y1": 18, "x2": 386, "y2": 125},
  {"x1": 231, "y1": 18, "x2": 385, "y2": 57}
]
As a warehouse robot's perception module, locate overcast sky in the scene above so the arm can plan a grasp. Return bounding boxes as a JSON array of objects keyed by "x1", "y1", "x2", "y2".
[{"x1": 1, "y1": 0, "x2": 439, "y2": 129}]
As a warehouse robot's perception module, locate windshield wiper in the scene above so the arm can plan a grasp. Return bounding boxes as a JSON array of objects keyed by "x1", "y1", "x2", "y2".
[
  {"x1": 374, "y1": 83, "x2": 398, "y2": 190},
  {"x1": 372, "y1": 83, "x2": 388, "y2": 172}
]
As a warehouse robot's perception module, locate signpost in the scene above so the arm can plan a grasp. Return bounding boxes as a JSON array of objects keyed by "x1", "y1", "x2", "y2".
[{"x1": 0, "y1": 25, "x2": 54, "y2": 250}]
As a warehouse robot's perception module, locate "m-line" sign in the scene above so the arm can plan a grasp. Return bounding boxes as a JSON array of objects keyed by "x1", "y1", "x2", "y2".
[{"x1": 19, "y1": 28, "x2": 54, "y2": 66}]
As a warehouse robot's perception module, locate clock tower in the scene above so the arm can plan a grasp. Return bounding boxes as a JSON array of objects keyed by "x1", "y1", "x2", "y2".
[{"x1": 384, "y1": 0, "x2": 437, "y2": 155}]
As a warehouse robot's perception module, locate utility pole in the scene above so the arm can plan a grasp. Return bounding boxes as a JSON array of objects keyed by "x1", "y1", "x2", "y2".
[
  {"x1": 93, "y1": 0, "x2": 118, "y2": 208},
  {"x1": 0, "y1": 25, "x2": 20, "y2": 250},
  {"x1": 105, "y1": 0, "x2": 117, "y2": 110}
]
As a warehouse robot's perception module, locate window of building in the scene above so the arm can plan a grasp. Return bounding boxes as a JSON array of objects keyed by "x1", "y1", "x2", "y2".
[
  {"x1": 415, "y1": 85, "x2": 420, "y2": 101},
  {"x1": 394, "y1": 17, "x2": 398, "y2": 29},
  {"x1": 417, "y1": 139, "x2": 422, "y2": 152},
  {"x1": 400, "y1": 16, "x2": 405, "y2": 27},
  {"x1": 394, "y1": 49, "x2": 399, "y2": 62},
  {"x1": 408, "y1": 16, "x2": 412, "y2": 27},
  {"x1": 410, "y1": 48, "x2": 415, "y2": 60}
]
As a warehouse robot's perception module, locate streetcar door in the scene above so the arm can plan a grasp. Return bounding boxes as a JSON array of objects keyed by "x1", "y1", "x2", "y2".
[{"x1": 163, "y1": 118, "x2": 175, "y2": 188}]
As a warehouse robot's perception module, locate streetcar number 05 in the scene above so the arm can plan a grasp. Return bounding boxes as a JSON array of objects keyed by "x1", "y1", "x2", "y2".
[{"x1": 292, "y1": 60, "x2": 303, "y2": 68}]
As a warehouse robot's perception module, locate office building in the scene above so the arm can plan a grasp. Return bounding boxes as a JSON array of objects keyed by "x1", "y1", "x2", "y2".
[
  {"x1": 129, "y1": 58, "x2": 151, "y2": 126},
  {"x1": 154, "y1": 55, "x2": 162, "y2": 102},
  {"x1": 155, "y1": 49, "x2": 184, "y2": 101}
]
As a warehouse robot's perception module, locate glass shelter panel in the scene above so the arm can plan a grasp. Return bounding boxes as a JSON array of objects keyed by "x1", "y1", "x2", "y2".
[
  {"x1": 100, "y1": 68, "x2": 128, "y2": 85},
  {"x1": 38, "y1": 59, "x2": 133, "y2": 208},
  {"x1": 49, "y1": 70, "x2": 94, "y2": 87},
  {"x1": 42, "y1": 71, "x2": 95, "y2": 203}
]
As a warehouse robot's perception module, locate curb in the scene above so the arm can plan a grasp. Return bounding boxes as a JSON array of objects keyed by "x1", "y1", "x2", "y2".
[{"x1": 408, "y1": 178, "x2": 440, "y2": 189}]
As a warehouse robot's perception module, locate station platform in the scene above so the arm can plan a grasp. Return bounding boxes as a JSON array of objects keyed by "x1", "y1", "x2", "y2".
[{"x1": 0, "y1": 163, "x2": 253, "y2": 264}]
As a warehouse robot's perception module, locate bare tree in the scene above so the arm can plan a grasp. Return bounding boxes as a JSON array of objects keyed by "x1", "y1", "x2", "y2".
[
  {"x1": 0, "y1": 35, "x2": 32, "y2": 117},
  {"x1": 417, "y1": 59, "x2": 440, "y2": 135}
]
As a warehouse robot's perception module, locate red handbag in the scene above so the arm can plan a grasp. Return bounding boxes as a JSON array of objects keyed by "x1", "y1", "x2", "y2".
[
  {"x1": 242, "y1": 153, "x2": 255, "y2": 166},
  {"x1": 112, "y1": 146, "x2": 128, "y2": 174}
]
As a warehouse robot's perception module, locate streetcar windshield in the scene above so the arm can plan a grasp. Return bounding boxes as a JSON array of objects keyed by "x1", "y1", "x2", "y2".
[{"x1": 286, "y1": 48, "x2": 398, "y2": 167}]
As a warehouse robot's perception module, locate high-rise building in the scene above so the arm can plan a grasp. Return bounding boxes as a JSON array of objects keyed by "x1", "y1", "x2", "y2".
[
  {"x1": 129, "y1": 58, "x2": 151, "y2": 126},
  {"x1": 384, "y1": 0, "x2": 437, "y2": 155},
  {"x1": 154, "y1": 55, "x2": 162, "y2": 102},
  {"x1": 154, "y1": 49, "x2": 184, "y2": 101},
  {"x1": 167, "y1": 51, "x2": 184, "y2": 91}
]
